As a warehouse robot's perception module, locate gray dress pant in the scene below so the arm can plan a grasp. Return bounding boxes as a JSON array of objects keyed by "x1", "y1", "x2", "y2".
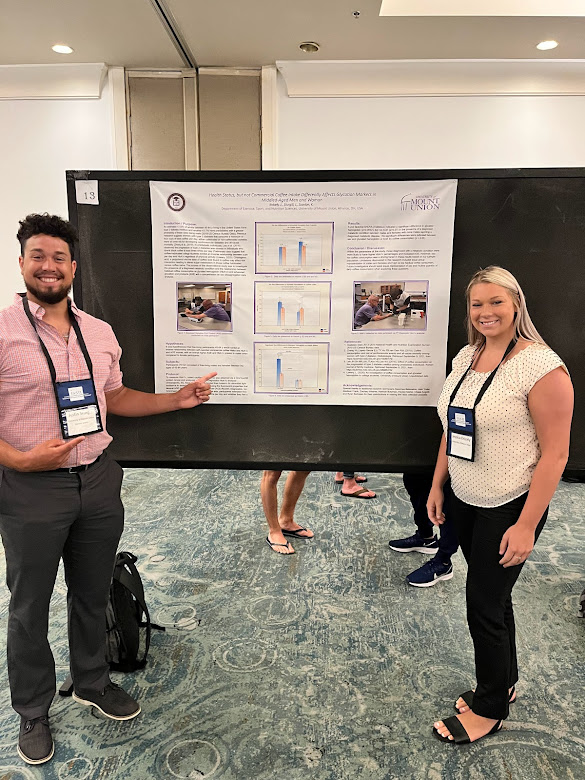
[{"x1": 0, "y1": 452, "x2": 124, "y2": 719}]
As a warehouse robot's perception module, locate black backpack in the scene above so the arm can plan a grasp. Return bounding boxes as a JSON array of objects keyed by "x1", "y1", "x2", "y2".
[
  {"x1": 59, "y1": 551, "x2": 164, "y2": 697},
  {"x1": 106, "y1": 551, "x2": 165, "y2": 672}
]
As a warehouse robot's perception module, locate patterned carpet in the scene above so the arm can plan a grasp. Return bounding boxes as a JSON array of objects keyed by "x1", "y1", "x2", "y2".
[{"x1": 0, "y1": 469, "x2": 584, "y2": 779}]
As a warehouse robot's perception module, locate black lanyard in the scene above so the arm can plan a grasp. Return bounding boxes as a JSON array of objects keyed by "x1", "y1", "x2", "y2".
[
  {"x1": 449, "y1": 338, "x2": 516, "y2": 411},
  {"x1": 21, "y1": 295, "x2": 103, "y2": 440},
  {"x1": 21, "y1": 294, "x2": 94, "y2": 384},
  {"x1": 445, "y1": 338, "x2": 516, "y2": 461}
]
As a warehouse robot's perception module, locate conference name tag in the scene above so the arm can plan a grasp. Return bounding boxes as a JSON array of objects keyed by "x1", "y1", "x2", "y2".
[
  {"x1": 446, "y1": 404, "x2": 475, "y2": 462},
  {"x1": 55, "y1": 379, "x2": 103, "y2": 438},
  {"x1": 448, "y1": 431, "x2": 473, "y2": 460},
  {"x1": 61, "y1": 405, "x2": 101, "y2": 437}
]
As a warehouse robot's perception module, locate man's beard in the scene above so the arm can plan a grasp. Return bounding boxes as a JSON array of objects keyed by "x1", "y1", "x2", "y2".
[{"x1": 25, "y1": 279, "x2": 72, "y2": 305}]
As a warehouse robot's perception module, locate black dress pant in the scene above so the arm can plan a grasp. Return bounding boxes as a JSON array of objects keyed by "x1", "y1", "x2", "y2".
[
  {"x1": 449, "y1": 490, "x2": 547, "y2": 720},
  {"x1": 0, "y1": 453, "x2": 124, "y2": 719},
  {"x1": 402, "y1": 472, "x2": 459, "y2": 563}
]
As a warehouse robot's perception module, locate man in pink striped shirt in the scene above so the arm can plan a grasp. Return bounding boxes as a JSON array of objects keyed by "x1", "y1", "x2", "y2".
[{"x1": 0, "y1": 213, "x2": 215, "y2": 766}]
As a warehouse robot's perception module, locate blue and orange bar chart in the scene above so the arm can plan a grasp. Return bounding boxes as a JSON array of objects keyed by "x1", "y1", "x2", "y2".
[
  {"x1": 277, "y1": 299, "x2": 304, "y2": 326},
  {"x1": 278, "y1": 243, "x2": 306, "y2": 266},
  {"x1": 276, "y1": 357, "x2": 302, "y2": 389},
  {"x1": 297, "y1": 241, "x2": 306, "y2": 266}
]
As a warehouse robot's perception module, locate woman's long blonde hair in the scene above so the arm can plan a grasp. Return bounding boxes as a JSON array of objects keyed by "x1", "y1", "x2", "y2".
[{"x1": 465, "y1": 266, "x2": 546, "y2": 347}]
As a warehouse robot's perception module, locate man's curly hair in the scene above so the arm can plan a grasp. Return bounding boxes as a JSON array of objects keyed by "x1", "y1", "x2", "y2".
[{"x1": 17, "y1": 214, "x2": 78, "y2": 260}]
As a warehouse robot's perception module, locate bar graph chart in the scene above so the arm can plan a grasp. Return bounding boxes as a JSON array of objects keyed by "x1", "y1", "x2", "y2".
[
  {"x1": 267, "y1": 236, "x2": 320, "y2": 268},
  {"x1": 275, "y1": 240, "x2": 309, "y2": 267},
  {"x1": 276, "y1": 357, "x2": 304, "y2": 388},
  {"x1": 255, "y1": 343, "x2": 329, "y2": 394},
  {"x1": 256, "y1": 222, "x2": 334, "y2": 274},
  {"x1": 255, "y1": 282, "x2": 331, "y2": 334}
]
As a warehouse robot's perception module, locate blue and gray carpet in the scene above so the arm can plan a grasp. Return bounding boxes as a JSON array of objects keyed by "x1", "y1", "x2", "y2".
[{"x1": 0, "y1": 469, "x2": 584, "y2": 779}]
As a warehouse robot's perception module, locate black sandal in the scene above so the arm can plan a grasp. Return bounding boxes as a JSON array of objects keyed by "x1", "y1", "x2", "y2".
[
  {"x1": 454, "y1": 685, "x2": 516, "y2": 713},
  {"x1": 281, "y1": 525, "x2": 313, "y2": 539},
  {"x1": 433, "y1": 716, "x2": 503, "y2": 744},
  {"x1": 265, "y1": 537, "x2": 295, "y2": 555}
]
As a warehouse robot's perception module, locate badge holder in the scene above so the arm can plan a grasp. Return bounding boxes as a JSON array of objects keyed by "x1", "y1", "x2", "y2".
[
  {"x1": 446, "y1": 405, "x2": 475, "y2": 461},
  {"x1": 55, "y1": 378, "x2": 103, "y2": 439}
]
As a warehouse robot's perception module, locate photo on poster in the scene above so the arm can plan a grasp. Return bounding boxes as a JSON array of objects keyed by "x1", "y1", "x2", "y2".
[
  {"x1": 352, "y1": 281, "x2": 428, "y2": 331},
  {"x1": 255, "y1": 222, "x2": 334, "y2": 274},
  {"x1": 254, "y1": 342, "x2": 330, "y2": 394},
  {"x1": 177, "y1": 282, "x2": 232, "y2": 332},
  {"x1": 254, "y1": 281, "x2": 332, "y2": 334}
]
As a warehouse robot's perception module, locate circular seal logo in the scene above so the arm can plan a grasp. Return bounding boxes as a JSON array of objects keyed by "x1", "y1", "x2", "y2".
[{"x1": 167, "y1": 193, "x2": 185, "y2": 211}]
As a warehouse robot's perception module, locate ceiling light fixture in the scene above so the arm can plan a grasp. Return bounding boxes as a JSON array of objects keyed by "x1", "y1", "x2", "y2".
[
  {"x1": 536, "y1": 40, "x2": 558, "y2": 50},
  {"x1": 299, "y1": 42, "x2": 320, "y2": 53},
  {"x1": 52, "y1": 44, "x2": 74, "y2": 54}
]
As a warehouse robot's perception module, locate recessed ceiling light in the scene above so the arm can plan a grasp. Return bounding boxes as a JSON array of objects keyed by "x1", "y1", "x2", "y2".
[
  {"x1": 536, "y1": 40, "x2": 558, "y2": 50},
  {"x1": 299, "y1": 42, "x2": 320, "y2": 53},
  {"x1": 52, "y1": 44, "x2": 74, "y2": 55}
]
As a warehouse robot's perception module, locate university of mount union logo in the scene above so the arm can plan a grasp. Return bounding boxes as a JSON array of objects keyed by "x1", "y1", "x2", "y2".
[
  {"x1": 167, "y1": 193, "x2": 186, "y2": 211},
  {"x1": 401, "y1": 194, "x2": 440, "y2": 211}
]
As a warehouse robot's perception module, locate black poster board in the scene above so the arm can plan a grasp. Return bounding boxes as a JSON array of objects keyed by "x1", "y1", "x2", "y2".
[{"x1": 67, "y1": 169, "x2": 585, "y2": 474}]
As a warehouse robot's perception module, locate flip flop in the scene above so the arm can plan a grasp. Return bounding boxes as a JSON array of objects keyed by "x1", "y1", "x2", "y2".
[
  {"x1": 340, "y1": 488, "x2": 375, "y2": 499},
  {"x1": 266, "y1": 537, "x2": 295, "y2": 555},
  {"x1": 455, "y1": 685, "x2": 516, "y2": 713},
  {"x1": 432, "y1": 715, "x2": 502, "y2": 744},
  {"x1": 281, "y1": 526, "x2": 314, "y2": 539},
  {"x1": 334, "y1": 476, "x2": 368, "y2": 484}
]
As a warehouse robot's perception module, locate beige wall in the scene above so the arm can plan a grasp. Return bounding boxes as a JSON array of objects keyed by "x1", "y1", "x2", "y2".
[
  {"x1": 126, "y1": 71, "x2": 261, "y2": 171},
  {"x1": 198, "y1": 73, "x2": 261, "y2": 170},
  {"x1": 128, "y1": 76, "x2": 185, "y2": 170}
]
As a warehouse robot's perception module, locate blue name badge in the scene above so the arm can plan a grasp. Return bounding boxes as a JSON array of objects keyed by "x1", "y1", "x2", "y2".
[
  {"x1": 56, "y1": 379, "x2": 96, "y2": 408},
  {"x1": 55, "y1": 379, "x2": 103, "y2": 438},
  {"x1": 446, "y1": 404, "x2": 475, "y2": 461}
]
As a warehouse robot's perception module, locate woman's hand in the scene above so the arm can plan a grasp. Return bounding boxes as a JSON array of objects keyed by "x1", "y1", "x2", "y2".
[
  {"x1": 499, "y1": 523, "x2": 535, "y2": 567},
  {"x1": 427, "y1": 485, "x2": 445, "y2": 525}
]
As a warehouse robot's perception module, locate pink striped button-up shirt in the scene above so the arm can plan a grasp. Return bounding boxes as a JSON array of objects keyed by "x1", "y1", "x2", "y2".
[{"x1": 0, "y1": 294, "x2": 123, "y2": 467}]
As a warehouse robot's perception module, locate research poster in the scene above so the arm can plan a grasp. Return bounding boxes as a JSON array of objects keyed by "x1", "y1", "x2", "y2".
[{"x1": 150, "y1": 179, "x2": 457, "y2": 405}]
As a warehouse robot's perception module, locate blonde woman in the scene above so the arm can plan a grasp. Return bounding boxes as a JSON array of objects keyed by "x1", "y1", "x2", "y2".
[{"x1": 429, "y1": 266, "x2": 573, "y2": 745}]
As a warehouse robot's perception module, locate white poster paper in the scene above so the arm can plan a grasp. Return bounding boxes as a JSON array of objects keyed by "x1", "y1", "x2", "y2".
[{"x1": 150, "y1": 179, "x2": 457, "y2": 405}]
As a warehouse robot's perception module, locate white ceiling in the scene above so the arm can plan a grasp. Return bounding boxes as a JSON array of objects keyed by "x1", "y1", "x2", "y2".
[
  {"x1": 0, "y1": 0, "x2": 584, "y2": 69},
  {"x1": 379, "y1": 0, "x2": 585, "y2": 15}
]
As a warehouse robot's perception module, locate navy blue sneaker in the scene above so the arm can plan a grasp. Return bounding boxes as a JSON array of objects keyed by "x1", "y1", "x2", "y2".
[
  {"x1": 407, "y1": 558, "x2": 453, "y2": 588},
  {"x1": 389, "y1": 532, "x2": 438, "y2": 555}
]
